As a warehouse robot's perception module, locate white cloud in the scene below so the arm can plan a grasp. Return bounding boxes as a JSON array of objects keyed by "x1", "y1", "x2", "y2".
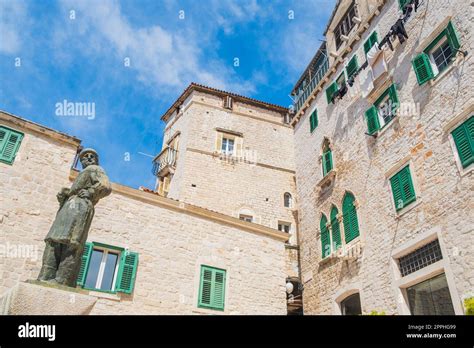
[
  {"x1": 0, "y1": 0, "x2": 27, "y2": 54},
  {"x1": 56, "y1": 0, "x2": 258, "y2": 96}
]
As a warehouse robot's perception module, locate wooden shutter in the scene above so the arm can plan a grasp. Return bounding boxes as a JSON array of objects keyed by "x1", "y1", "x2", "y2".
[
  {"x1": 215, "y1": 132, "x2": 223, "y2": 152},
  {"x1": 364, "y1": 31, "x2": 378, "y2": 54},
  {"x1": 365, "y1": 105, "x2": 380, "y2": 135},
  {"x1": 77, "y1": 242, "x2": 93, "y2": 287},
  {"x1": 412, "y1": 53, "x2": 434, "y2": 85},
  {"x1": 388, "y1": 84, "x2": 399, "y2": 112},
  {"x1": 0, "y1": 127, "x2": 24, "y2": 165},
  {"x1": 116, "y1": 250, "x2": 139, "y2": 294},
  {"x1": 346, "y1": 55, "x2": 359, "y2": 79},
  {"x1": 310, "y1": 110, "x2": 318, "y2": 132},
  {"x1": 199, "y1": 266, "x2": 226, "y2": 310},
  {"x1": 320, "y1": 215, "x2": 330, "y2": 258},
  {"x1": 343, "y1": 193, "x2": 359, "y2": 243},
  {"x1": 390, "y1": 173, "x2": 404, "y2": 211},
  {"x1": 446, "y1": 21, "x2": 461, "y2": 51},
  {"x1": 390, "y1": 166, "x2": 416, "y2": 211},
  {"x1": 326, "y1": 82, "x2": 338, "y2": 104},
  {"x1": 322, "y1": 150, "x2": 333, "y2": 176},
  {"x1": 452, "y1": 116, "x2": 474, "y2": 168},
  {"x1": 398, "y1": 0, "x2": 410, "y2": 9},
  {"x1": 330, "y1": 207, "x2": 342, "y2": 250},
  {"x1": 235, "y1": 137, "x2": 243, "y2": 158}
]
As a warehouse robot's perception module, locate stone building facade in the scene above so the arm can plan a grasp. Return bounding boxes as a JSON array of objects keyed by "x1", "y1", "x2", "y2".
[
  {"x1": 0, "y1": 111, "x2": 288, "y2": 314},
  {"x1": 153, "y1": 84, "x2": 301, "y2": 307},
  {"x1": 290, "y1": 0, "x2": 473, "y2": 314}
]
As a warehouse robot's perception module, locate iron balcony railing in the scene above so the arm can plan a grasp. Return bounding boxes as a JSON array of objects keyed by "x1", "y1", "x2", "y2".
[
  {"x1": 293, "y1": 57, "x2": 329, "y2": 114},
  {"x1": 152, "y1": 146, "x2": 177, "y2": 177}
]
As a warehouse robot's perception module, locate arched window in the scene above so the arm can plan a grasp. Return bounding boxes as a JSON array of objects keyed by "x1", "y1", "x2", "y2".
[
  {"x1": 340, "y1": 293, "x2": 362, "y2": 315},
  {"x1": 342, "y1": 192, "x2": 360, "y2": 243},
  {"x1": 320, "y1": 214, "x2": 331, "y2": 258},
  {"x1": 330, "y1": 206, "x2": 342, "y2": 250},
  {"x1": 322, "y1": 139, "x2": 333, "y2": 177},
  {"x1": 284, "y1": 192, "x2": 293, "y2": 208}
]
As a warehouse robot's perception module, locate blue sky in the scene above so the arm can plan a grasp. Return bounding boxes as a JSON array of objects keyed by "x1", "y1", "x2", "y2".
[{"x1": 0, "y1": 0, "x2": 335, "y2": 188}]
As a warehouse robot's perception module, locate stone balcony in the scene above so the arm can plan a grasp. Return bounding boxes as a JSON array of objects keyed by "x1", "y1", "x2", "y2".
[{"x1": 152, "y1": 146, "x2": 177, "y2": 177}]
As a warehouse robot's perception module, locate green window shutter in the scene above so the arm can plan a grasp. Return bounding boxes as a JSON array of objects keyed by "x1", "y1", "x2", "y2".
[
  {"x1": 364, "y1": 31, "x2": 378, "y2": 54},
  {"x1": 326, "y1": 82, "x2": 338, "y2": 104},
  {"x1": 320, "y1": 215, "x2": 330, "y2": 258},
  {"x1": 0, "y1": 127, "x2": 24, "y2": 165},
  {"x1": 452, "y1": 116, "x2": 474, "y2": 168},
  {"x1": 322, "y1": 150, "x2": 333, "y2": 176},
  {"x1": 198, "y1": 266, "x2": 226, "y2": 310},
  {"x1": 77, "y1": 242, "x2": 93, "y2": 287},
  {"x1": 365, "y1": 105, "x2": 380, "y2": 135},
  {"x1": 388, "y1": 84, "x2": 400, "y2": 112},
  {"x1": 343, "y1": 193, "x2": 359, "y2": 243},
  {"x1": 115, "y1": 250, "x2": 139, "y2": 294},
  {"x1": 412, "y1": 53, "x2": 434, "y2": 85},
  {"x1": 310, "y1": 110, "x2": 318, "y2": 132},
  {"x1": 446, "y1": 21, "x2": 461, "y2": 51},
  {"x1": 398, "y1": 0, "x2": 410, "y2": 9},
  {"x1": 330, "y1": 207, "x2": 342, "y2": 250},
  {"x1": 346, "y1": 55, "x2": 359, "y2": 79},
  {"x1": 390, "y1": 165, "x2": 416, "y2": 211}
]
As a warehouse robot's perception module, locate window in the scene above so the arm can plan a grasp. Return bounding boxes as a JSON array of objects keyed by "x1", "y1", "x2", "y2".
[
  {"x1": 278, "y1": 221, "x2": 291, "y2": 233},
  {"x1": 342, "y1": 192, "x2": 360, "y2": 243},
  {"x1": 320, "y1": 214, "x2": 330, "y2": 259},
  {"x1": 333, "y1": 1, "x2": 358, "y2": 50},
  {"x1": 216, "y1": 131, "x2": 243, "y2": 157},
  {"x1": 325, "y1": 82, "x2": 338, "y2": 104},
  {"x1": 322, "y1": 140, "x2": 333, "y2": 177},
  {"x1": 330, "y1": 206, "x2": 342, "y2": 250},
  {"x1": 340, "y1": 293, "x2": 362, "y2": 315},
  {"x1": 309, "y1": 110, "x2": 318, "y2": 132},
  {"x1": 398, "y1": 239, "x2": 443, "y2": 277},
  {"x1": 406, "y1": 273, "x2": 455, "y2": 315},
  {"x1": 284, "y1": 192, "x2": 293, "y2": 208},
  {"x1": 412, "y1": 21, "x2": 461, "y2": 85},
  {"x1": 365, "y1": 84, "x2": 399, "y2": 135},
  {"x1": 346, "y1": 55, "x2": 359, "y2": 80},
  {"x1": 77, "y1": 242, "x2": 139, "y2": 294},
  {"x1": 239, "y1": 214, "x2": 253, "y2": 222},
  {"x1": 451, "y1": 116, "x2": 474, "y2": 168},
  {"x1": 0, "y1": 126, "x2": 24, "y2": 165},
  {"x1": 390, "y1": 165, "x2": 416, "y2": 211},
  {"x1": 198, "y1": 265, "x2": 226, "y2": 311},
  {"x1": 221, "y1": 137, "x2": 235, "y2": 155},
  {"x1": 158, "y1": 175, "x2": 171, "y2": 196},
  {"x1": 364, "y1": 31, "x2": 378, "y2": 55}
]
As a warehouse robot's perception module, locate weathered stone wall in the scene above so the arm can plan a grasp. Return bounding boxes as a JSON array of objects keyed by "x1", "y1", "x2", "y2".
[
  {"x1": 0, "y1": 116, "x2": 287, "y2": 314},
  {"x1": 293, "y1": 0, "x2": 473, "y2": 314}
]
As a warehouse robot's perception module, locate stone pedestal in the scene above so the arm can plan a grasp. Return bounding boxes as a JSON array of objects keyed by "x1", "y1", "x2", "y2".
[{"x1": 0, "y1": 280, "x2": 97, "y2": 315}]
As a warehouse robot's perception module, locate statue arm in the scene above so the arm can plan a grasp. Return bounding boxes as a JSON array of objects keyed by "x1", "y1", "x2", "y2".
[{"x1": 85, "y1": 168, "x2": 112, "y2": 203}]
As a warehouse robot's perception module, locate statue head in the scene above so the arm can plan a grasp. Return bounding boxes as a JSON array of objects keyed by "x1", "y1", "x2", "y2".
[{"x1": 79, "y1": 148, "x2": 99, "y2": 168}]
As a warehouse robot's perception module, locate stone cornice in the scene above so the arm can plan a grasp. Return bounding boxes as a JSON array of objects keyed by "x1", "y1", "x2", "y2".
[
  {"x1": 0, "y1": 110, "x2": 81, "y2": 147},
  {"x1": 69, "y1": 169, "x2": 289, "y2": 243}
]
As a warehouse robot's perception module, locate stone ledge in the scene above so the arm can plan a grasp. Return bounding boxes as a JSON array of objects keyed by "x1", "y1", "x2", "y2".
[{"x1": 0, "y1": 281, "x2": 97, "y2": 315}]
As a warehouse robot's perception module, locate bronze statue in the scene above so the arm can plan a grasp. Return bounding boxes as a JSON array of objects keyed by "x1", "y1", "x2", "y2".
[{"x1": 38, "y1": 148, "x2": 112, "y2": 287}]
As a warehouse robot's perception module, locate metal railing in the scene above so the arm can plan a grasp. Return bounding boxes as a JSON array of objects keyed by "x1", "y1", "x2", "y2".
[
  {"x1": 293, "y1": 57, "x2": 330, "y2": 114},
  {"x1": 152, "y1": 146, "x2": 177, "y2": 177}
]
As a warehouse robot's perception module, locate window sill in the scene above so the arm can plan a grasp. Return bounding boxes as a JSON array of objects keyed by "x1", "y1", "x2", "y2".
[
  {"x1": 86, "y1": 289, "x2": 121, "y2": 301},
  {"x1": 317, "y1": 169, "x2": 336, "y2": 188},
  {"x1": 319, "y1": 239, "x2": 362, "y2": 264},
  {"x1": 372, "y1": 116, "x2": 398, "y2": 139},
  {"x1": 395, "y1": 198, "x2": 422, "y2": 219},
  {"x1": 457, "y1": 162, "x2": 474, "y2": 178},
  {"x1": 193, "y1": 306, "x2": 225, "y2": 315},
  {"x1": 429, "y1": 61, "x2": 457, "y2": 88}
]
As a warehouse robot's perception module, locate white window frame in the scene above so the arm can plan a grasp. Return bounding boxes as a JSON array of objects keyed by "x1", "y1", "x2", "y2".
[
  {"x1": 86, "y1": 247, "x2": 121, "y2": 292},
  {"x1": 389, "y1": 228, "x2": 463, "y2": 315},
  {"x1": 427, "y1": 35, "x2": 453, "y2": 78},
  {"x1": 221, "y1": 136, "x2": 235, "y2": 156}
]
